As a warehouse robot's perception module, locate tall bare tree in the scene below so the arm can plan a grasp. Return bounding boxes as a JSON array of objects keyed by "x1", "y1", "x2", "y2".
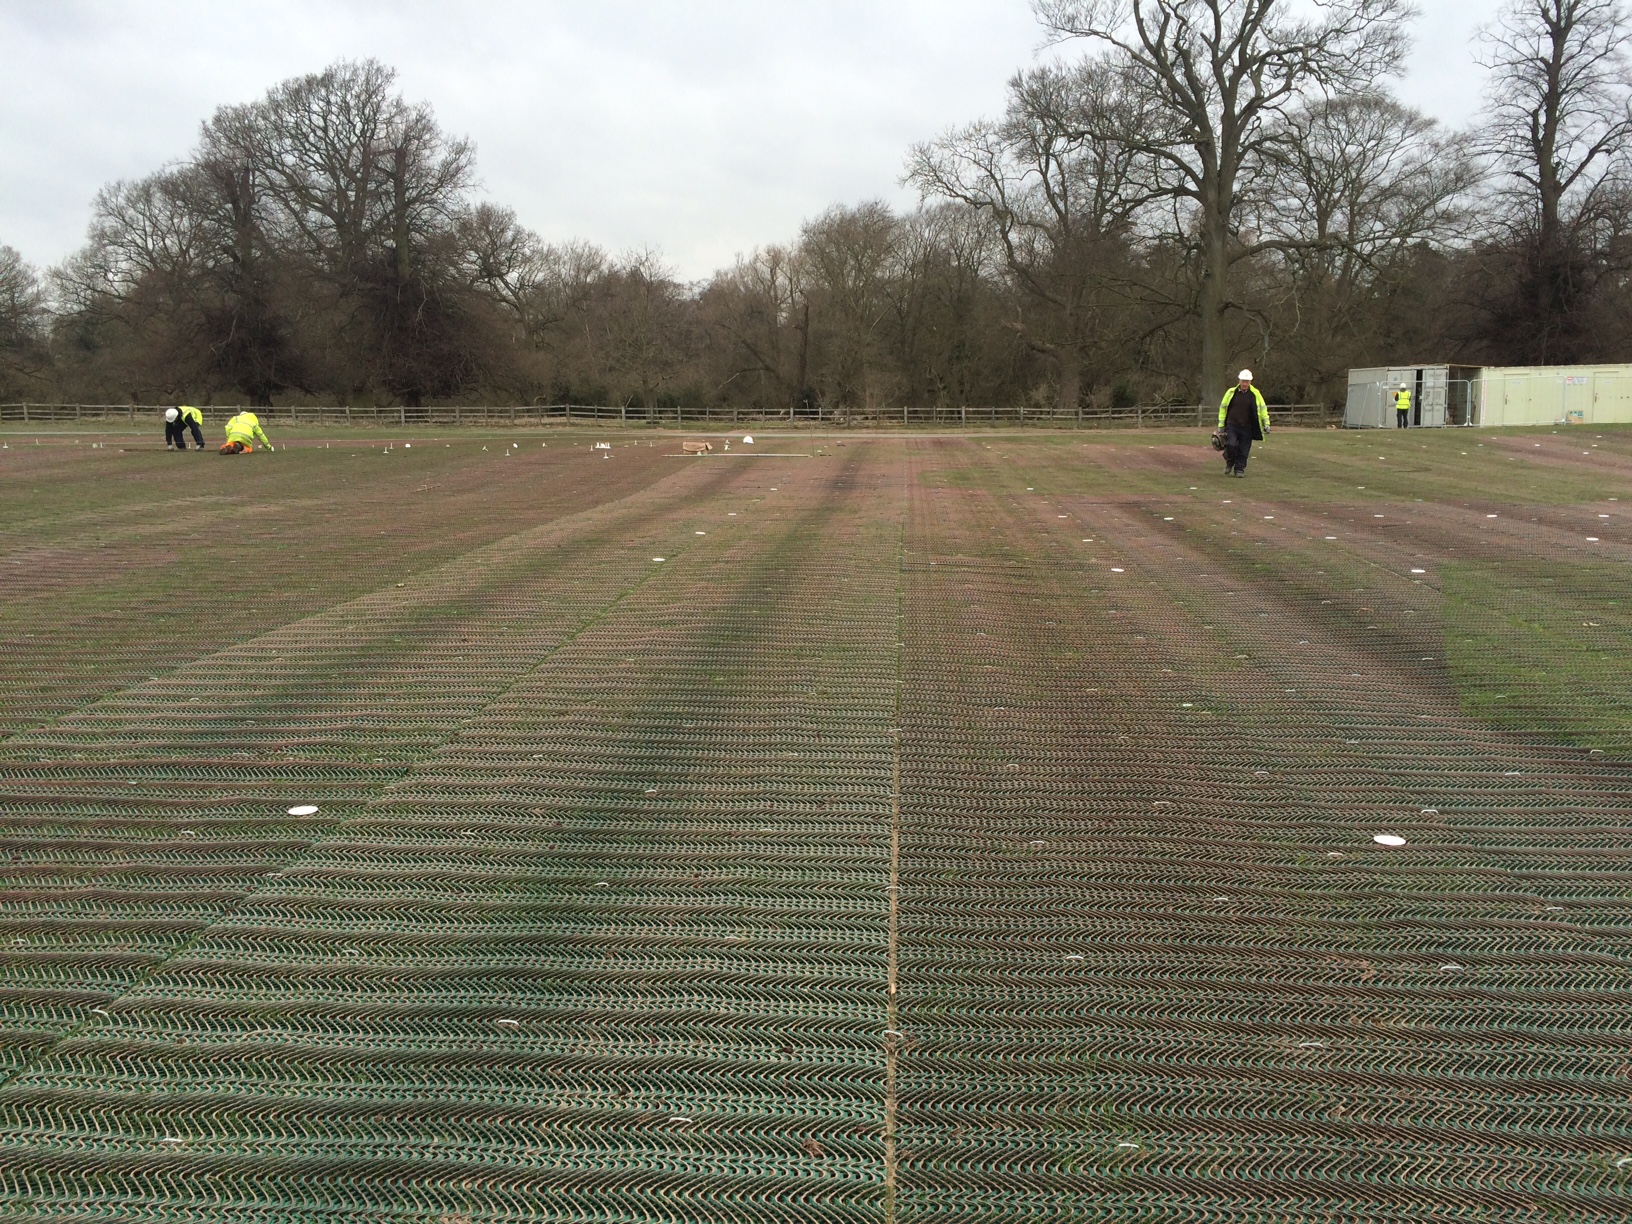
[
  {"x1": 699, "y1": 243, "x2": 809, "y2": 410},
  {"x1": 1033, "y1": 0, "x2": 1411, "y2": 402},
  {"x1": 209, "y1": 60, "x2": 477, "y2": 403},
  {"x1": 885, "y1": 205, "x2": 1019, "y2": 411},
  {"x1": 1474, "y1": 0, "x2": 1632, "y2": 360},
  {"x1": 0, "y1": 245, "x2": 48, "y2": 392},
  {"x1": 1252, "y1": 94, "x2": 1474, "y2": 398},
  {"x1": 798, "y1": 203, "x2": 902, "y2": 412},
  {"x1": 593, "y1": 249, "x2": 690, "y2": 412},
  {"x1": 458, "y1": 204, "x2": 606, "y2": 350},
  {"x1": 910, "y1": 57, "x2": 1160, "y2": 412},
  {"x1": 52, "y1": 167, "x2": 287, "y2": 399}
]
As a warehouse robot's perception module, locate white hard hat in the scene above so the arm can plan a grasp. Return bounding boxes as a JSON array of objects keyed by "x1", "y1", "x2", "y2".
[
  {"x1": 165, "y1": 407, "x2": 179, "y2": 422},
  {"x1": 1237, "y1": 369, "x2": 1253, "y2": 382}
]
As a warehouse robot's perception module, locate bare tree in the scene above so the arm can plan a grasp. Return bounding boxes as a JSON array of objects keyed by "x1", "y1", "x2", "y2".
[
  {"x1": 1474, "y1": 0, "x2": 1632, "y2": 360},
  {"x1": 910, "y1": 57, "x2": 1161, "y2": 412},
  {"x1": 798, "y1": 202, "x2": 904, "y2": 413},
  {"x1": 209, "y1": 60, "x2": 477, "y2": 403},
  {"x1": 40, "y1": 45, "x2": 1531, "y2": 413},
  {"x1": 885, "y1": 205, "x2": 1019, "y2": 411},
  {"x1": 1033, "y1": 0, "x2": 1411, "y2": 402},
  {"x1": 0, "y1": 245, "x2": 48, "y2": 391},
  {"x1": 52, "y1": 169, "x2": 237, "y2": 397},
  {"x1": 593, "y1": 249, "x2": 690, "y2": 412},
  {"x1": 699, "y1": 243, "x2": 809, "y2": 410},
  {"x1": 1253, "y1": 94, "x2": 1475, "y2": 397},
  {"x1": 458, "y1": 204, "x2": 606, "y2": 349}
]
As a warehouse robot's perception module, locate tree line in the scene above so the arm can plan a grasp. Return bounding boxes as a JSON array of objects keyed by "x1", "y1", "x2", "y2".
[{"x1": 4, "y1": 0, "x2": 1632, "y2": 413}]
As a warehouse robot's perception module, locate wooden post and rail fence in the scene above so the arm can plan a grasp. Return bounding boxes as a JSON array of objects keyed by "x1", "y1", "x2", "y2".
[{"x1": 0, "y1": 401, "x2": 1337, "y2": 429}]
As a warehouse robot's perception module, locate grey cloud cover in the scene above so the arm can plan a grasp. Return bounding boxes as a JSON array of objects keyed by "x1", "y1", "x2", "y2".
[{"x1": 1, "y1": 0, "x2": 1504, "y2": 281}]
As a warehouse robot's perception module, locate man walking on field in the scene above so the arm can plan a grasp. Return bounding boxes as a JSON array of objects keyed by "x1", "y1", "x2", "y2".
[
  {"x1": 1217, "y1": 369, "x2": 1269, "y2": 478},
  {"x1": 219, "y1": 410, "x2": 274, "y2": 454}
]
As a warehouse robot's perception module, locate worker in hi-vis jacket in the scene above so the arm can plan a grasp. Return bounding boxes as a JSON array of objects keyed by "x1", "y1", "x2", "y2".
[
  {"x1": 219, "y1": 410, "x2": 273, "y2": 454},
  {"x1": 1217, "y1": 369, "x2": 1270, "y2": 478},
  {"x1": 165, "y1": 405, "x2": 205, "y2": 450}
]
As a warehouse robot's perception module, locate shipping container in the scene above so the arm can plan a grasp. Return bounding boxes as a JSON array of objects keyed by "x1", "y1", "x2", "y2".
[
  {"x1": 1344, "y1": 365, "x2": 1479, "y2": 428},
  {"x1": 1346, "y1": 363, "x2": 1632, "y2": 427}
]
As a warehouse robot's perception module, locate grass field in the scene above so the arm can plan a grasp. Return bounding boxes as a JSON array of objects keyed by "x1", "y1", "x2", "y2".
[{"x1": 0, "y1": 423, "x2": 1629, "y2": 1222}]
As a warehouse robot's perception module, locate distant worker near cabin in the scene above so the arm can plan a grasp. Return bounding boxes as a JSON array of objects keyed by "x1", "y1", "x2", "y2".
[
  {"x1": 219, "y1": 410, "x2": 273, "y2": 454},
  {"x1": 1394, "y1": 384, "x2": 1411, "y2": 428},
  {"x1": 1216, "y1": 369, "x2": 1270, "y2": 478},
  {"x1": 165, "y1": 405, "x2": 205, "y2": 451}
]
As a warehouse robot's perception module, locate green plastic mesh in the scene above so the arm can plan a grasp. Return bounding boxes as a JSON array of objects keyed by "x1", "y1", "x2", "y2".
[{"x1": 0, "y1": 428, "x2": 1627, "y2": 1221}]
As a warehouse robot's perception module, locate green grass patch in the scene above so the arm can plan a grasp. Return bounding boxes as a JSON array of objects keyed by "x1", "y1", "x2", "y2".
[{"x1": 1443, "y1": 561, "x2": 1632, "y2": 755}]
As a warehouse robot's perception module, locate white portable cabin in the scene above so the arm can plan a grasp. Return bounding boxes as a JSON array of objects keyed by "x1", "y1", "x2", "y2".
[
  {"x1": 1474, "y1": 364, "x2": 1632, "y2": 426},
  {"x1": 1348, "y1": 362, "x2": 1632, "y2": 427}
]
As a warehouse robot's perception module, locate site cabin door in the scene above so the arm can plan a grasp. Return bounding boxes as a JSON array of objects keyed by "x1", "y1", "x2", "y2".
[
  {"x1": 1564, "y1": 374, "x2": 1593, "y2": 424},
  {"x1": 1593, "y1": 369, "x2": 1632, "y2": 423}
]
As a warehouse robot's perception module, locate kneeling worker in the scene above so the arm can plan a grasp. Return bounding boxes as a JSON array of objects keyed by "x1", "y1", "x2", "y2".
[
  {"x1": 165, "y1": 405, "x2": 205, "y2": 450},
  {"x1": 1217, "y1": 369, "x2": 1270, "y2": 478},
  {"x1": 219, "y1": 409, "x2": 273, "y2": 454}
]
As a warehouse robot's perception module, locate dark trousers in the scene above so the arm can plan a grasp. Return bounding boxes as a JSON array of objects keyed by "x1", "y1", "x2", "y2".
[
  {"x1": 1396, "y1": 409, "x2": 1409, "y2": 428},
  {"x1": 166, "y1": 420, "x2": 205, "y2": 448},
  {"x1": 1223, "y1": 422, "x2": 1254, "y2": 473}
]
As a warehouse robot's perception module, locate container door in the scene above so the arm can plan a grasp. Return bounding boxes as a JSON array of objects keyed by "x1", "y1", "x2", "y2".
[
  {"x1": 1370, "y1": 368, "x2": 1410, "y2": 427},
  {"x1": 1345, "y1": 373, "x2": 1389, "y2": 427},
  {"x1": 1343, "y1": 381, "x2": 1369, "y2": 427},
  {"x1": 1419, "y1": 367, "x2": 1447, "y2": 427}
]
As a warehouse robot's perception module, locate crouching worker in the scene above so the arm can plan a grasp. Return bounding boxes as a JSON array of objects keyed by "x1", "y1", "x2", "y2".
[
  {"x1": 165, "y1": 404, "x2": 205, "y2": 450},
  {"x1": 219, "y1": 410, "x2": 273, "y2": 454}
]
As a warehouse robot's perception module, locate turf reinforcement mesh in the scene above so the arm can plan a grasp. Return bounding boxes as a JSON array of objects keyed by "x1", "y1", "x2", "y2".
[{"x1": 0, "y1": 427, "x2": 1629, "y2": 1221}]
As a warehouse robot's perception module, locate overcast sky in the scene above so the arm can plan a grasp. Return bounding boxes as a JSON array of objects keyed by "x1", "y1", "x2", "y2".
[{"x1": 1, "y1": 0, "x2": 1504, "y2": 281}]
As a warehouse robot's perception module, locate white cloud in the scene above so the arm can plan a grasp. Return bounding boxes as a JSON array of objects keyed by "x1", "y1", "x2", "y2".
[{"x1": 0, "y1": 0, "x2": 1506, "y2": 281}]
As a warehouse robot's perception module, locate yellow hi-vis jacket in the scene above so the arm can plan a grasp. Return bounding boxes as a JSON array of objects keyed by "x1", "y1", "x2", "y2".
[
  {"x1": 224, "y1": 411, "x2": 271, "y2": 449},
  {"x1": 1394, "y1": 389, "x2": 1412, "y2": 413},
  {"x1": 1218, "y1": 384, "x2": 1271, "y2": 432},
  {"x1": 177, "y1": 405, "x2": 203, "y2": 426}
]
